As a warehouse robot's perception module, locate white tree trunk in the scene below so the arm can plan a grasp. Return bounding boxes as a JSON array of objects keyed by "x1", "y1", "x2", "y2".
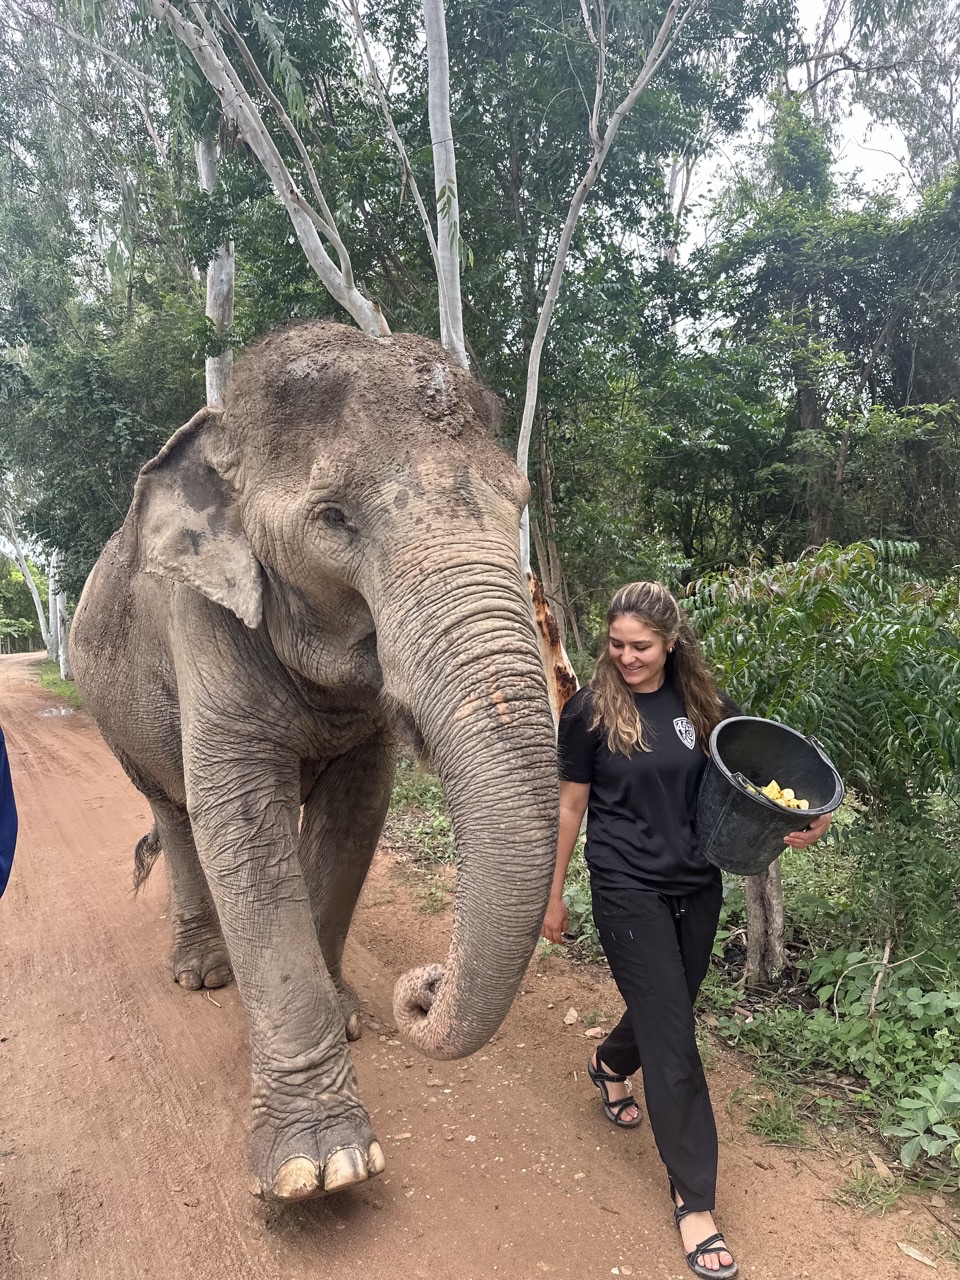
[
  {"x1": 147, "y1": 0, "x2": 388, "y2": 338},
  {"x1": 515, "y1": 0, "x2": 705, "y2": 571},
  {"x1": 423, "y1": 0, "x2": 468, "y2": 368},
  {"x1": 57, "y1": 593, "x2": 72, "y2": 680},
  {"x1": 48, "y1": 551, "x2": 60, "y2": 664},
  {"x1": 195, "y1": 134, "x2": 235, "y2": 407},
  {"x1": 0, "y1": 511, "x2": 50, "y2": 653}
]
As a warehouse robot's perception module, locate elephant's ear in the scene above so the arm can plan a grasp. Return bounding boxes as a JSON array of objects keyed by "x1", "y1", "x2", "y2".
[{"x1": 131, "y1": 406, "x2": 263, "y2": 629}]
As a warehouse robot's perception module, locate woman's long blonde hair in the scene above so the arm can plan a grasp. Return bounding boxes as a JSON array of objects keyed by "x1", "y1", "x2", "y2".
[{"x1": 588, "y1": 581, "x2": 725, "y2": 756}]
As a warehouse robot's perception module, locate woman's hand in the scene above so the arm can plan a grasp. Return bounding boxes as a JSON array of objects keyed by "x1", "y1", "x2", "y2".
[
  {"x1": 783, "y1": 811, "x2": 833, "y2": 850},
  {"x1": 542, "y1": 895, "x2": 569, "y2": 944}
]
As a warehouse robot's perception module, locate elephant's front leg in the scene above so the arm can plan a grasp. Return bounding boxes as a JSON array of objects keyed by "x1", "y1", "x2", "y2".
[
  {"x1": 298, "y1": 731, "x2": 396, "y2": 1041},
  {"x1": 185, "y1": 746, "x2": 384, "y2": 1200}
]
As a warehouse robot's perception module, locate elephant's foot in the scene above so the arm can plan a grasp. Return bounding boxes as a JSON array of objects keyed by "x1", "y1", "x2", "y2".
[
  {"x1": 251, "y1": 1105, "x2": 384, "y2": 1201},
  {"x1": 169, "y1": 914, "x2": 233, "y2": 990}
]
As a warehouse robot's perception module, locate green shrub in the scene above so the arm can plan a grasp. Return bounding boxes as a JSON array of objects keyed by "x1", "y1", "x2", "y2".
[
  {"x1": 385, "y1": 759, "x2": 454, "y2": 865},
  {"x1": 36, "y1": 660, "x2": 82, "y2": 707}
]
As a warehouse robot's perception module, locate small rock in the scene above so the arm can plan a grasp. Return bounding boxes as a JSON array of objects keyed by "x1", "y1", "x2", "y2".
[
  {"x1": 584, "y1": 1027, "x2": 604, "y2": 1039},
  {"x1": 393, "y1": 1133, "x2": 412, "y2": 1141},
  {"x1": 621, "y1": 1268, "x2": 634, "y2": 1276},
  {"x1": 931, "y1": 1193, "x2": 946, "y2": 1208},
  {"x1": 465, "y1": 1135, "x2": 477, "y2": 1142},
  {"x1": 574, "y1": 1172, "x2": 585, "y2": 1180},
  {"x1": 563, "y1": 1008, "x2": 579, "y2": 1025}
]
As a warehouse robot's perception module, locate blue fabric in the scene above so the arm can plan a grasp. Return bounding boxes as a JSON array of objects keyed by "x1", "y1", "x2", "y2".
[{"x1": 0, "y1": 725, "x2": 17, "y2": 898}]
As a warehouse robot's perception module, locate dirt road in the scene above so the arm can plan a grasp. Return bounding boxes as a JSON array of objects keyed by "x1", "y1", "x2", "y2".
[{"x1": 1, "y1": 651, "x2": 956, "y2": 1280}]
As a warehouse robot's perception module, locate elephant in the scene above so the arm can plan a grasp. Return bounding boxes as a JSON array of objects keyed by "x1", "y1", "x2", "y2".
[{"x1": 69, "y1": 321, "x2": 559, "y2": 1202}]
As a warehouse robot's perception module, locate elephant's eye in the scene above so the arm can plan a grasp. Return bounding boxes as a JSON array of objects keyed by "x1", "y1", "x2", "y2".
[{"x1": 318, "y1": 505, "x2": 349, "y2": 529}]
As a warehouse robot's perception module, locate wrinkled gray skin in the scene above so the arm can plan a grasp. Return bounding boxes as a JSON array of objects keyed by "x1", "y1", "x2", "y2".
[{"x1": 70, "y1": 323, "x2": 559, "y2": 1202}]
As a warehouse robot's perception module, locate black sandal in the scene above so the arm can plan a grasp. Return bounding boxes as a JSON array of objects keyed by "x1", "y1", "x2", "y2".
[
  {"x1": 587, "y1": 1055, "x2": 642, "y2": 1129},
  {"x1": 672, "y1": 1198, "x2": 738, "y2": 1279}
]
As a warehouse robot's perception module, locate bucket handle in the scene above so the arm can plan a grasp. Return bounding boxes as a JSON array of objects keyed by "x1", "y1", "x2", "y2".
[
  {"x1": 732, "y1": 772, "x2": 818, "y2": 826},
  {"x1": 731, "y1": 772, "x2": 787, "y2": 812}
]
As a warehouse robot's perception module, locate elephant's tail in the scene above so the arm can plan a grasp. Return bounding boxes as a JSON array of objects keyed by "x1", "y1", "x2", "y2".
[{"x1": 133, "y1": 825, "x2": 162, "y2": 892}]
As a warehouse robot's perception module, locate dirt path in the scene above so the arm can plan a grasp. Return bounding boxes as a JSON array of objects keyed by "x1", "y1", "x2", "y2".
[{"x1": 1, "y1": 651, "x2": 957, "y2": 1280}]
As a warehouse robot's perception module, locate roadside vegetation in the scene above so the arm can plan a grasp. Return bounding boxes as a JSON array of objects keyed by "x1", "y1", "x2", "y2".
[{"x1": 36, "y1": 660, "x2": 82, "y2": 708}]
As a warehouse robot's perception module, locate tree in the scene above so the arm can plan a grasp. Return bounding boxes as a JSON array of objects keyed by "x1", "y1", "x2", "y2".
[
  {"x1": 0, "y1": 516, "x2": 48, "y2": 652},
  {"x1": 703, "y1": 97, "x2": 960, "y2": 568}
]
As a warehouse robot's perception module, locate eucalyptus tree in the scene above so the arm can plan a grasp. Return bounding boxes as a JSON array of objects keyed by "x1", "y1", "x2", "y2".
[
  {"x1": 704, "y1": 97, "x2": 960, "y2": 565},
  {"x1": 795, "y1": 0, "x2": 958, "y2": 196},
  {"x1": 0, "y1": 6, "x2": 207, "y2": 594}
]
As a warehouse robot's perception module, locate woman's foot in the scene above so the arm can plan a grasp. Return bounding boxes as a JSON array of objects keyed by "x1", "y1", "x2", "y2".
[
  {"x1": 588, "y1": 1054, "x2": 641, "y2": 1126},
  {"x1": 673, "y1": 1190, "x2": 736, "y2": 1276}
]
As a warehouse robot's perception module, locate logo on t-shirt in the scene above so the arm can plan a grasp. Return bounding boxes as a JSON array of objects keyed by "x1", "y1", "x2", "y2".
[{"x1": 674, "y1": 717, "x2": 696, "y2": 750}]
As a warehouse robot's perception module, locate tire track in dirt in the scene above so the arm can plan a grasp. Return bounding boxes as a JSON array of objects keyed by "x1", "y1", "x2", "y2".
[{"x1": 1, "y1": 652, "x2": 957, "y2": 1280}]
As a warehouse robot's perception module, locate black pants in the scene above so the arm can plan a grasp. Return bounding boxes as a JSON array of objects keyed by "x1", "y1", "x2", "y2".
[{"x1": 592, "y1": 878, "x2": 723, "y2": 1212}]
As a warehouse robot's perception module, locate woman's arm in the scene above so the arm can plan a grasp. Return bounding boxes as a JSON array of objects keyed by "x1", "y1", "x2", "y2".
[{"x1": 541, "y1": 780, "x2": 591, "y2": 943}]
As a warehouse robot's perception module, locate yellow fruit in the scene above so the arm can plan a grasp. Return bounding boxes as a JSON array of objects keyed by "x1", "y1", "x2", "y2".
[{"x1": 754, "y1": 779, "x2": 810, "y2": 811}]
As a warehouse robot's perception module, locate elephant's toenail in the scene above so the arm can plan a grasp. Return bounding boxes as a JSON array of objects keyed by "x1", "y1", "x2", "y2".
[
  {"x1": 323, "y1": 1146, "x2": 367, "y2": 1192},
  {"x1": 272, "y1": 1155, "x2": 320, "y2": 1200},
  {"x1": 367, "y1": 1141, "x2": 386, "y2": 1175}
]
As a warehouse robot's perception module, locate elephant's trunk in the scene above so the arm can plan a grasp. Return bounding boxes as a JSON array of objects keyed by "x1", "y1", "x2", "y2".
[{"x1": 375, "y1": 544, "x2": 559, "y2": 1060}]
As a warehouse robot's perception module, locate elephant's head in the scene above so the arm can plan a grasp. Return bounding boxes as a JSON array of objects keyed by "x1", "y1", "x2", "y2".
[{"x1": 131, "y1": 322, "x2": 559, "y2": 1059}]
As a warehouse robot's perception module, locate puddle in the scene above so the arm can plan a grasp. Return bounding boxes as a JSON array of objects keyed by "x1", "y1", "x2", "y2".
[{"x1": 36, "y1": 707, "x2": 76, "y2": 717}]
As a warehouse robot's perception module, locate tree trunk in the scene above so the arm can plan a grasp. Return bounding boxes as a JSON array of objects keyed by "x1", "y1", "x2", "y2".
[
  {"x1": 195, "y1": 135, "x2": 235, "y2": 408},
  {"x1": 796, "y1": 379, "x2": 833, "y2": 544},
  {"x1": 533, "y1": 427, "x2": 567, "y2": 643},
  {"x1": 423, "y1": 0, "x2": 468, "y2": 368},
  {"x1": 48, "y1": 554, "x2": 60, "y2": 664},
  {"x1": 147, "y1": 0, "x2": 387, "y2": 338},
  {"x1": 535, "y1": 424, "x2": 582, "y2": 652},
  {"x1": 57, "y1": 593, "x2": 72, "y2": 680},
  {"x1": 744, "y1": 862, "x2": 785, "y2": 988},
  {"x1": 515, "y1": 0, "x2": 706, "y2": 571},
  {"x1": 1, "y1": 511, "x2": 50, "y2": 652}
]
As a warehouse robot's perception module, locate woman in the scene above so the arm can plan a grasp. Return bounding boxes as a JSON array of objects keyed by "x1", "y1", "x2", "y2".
[{"x1": 542, "y1": 582, "x2": 831, "y2": 1279}]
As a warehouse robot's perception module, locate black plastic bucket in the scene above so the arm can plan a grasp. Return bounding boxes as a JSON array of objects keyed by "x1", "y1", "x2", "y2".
[{"x1": 696, "y1": 716, "x2": 845, "y2": 877}]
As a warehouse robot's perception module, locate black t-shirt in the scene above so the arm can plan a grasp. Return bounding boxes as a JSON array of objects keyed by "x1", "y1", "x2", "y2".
[{"x1": 557, "y1": 681, "x2": 720, "y2": 895}]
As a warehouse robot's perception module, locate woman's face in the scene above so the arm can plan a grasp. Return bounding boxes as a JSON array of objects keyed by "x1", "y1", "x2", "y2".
[{"x1": 608, "y1": 615, "x2": 670, "y2": 694}]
